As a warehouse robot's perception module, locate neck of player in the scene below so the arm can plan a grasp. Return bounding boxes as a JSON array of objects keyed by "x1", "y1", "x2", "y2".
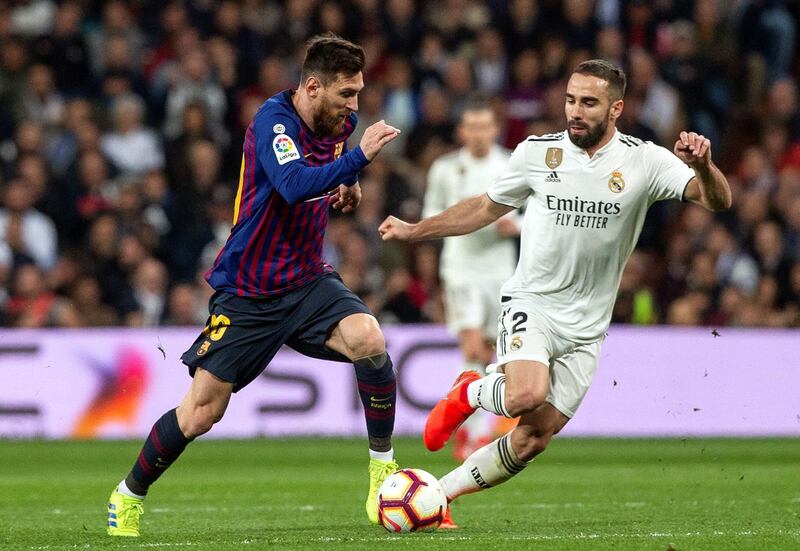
[
  {"x1": 291, "y1": 88, "x2": 317, "y2": 134},
  {"x1": 584, "y1": 125, "x2": 617, "y2": 158}
]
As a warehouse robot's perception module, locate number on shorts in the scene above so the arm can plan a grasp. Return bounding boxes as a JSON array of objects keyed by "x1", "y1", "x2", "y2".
[
  {"x1": 511, "y1": 311, "x2": 528, "y2": 333},
  {"x1": 205, "y1": 314, "x2": 231, "y2": 341}
]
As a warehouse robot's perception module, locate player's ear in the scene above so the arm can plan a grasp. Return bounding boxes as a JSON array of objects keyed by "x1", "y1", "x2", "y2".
[
  {"x1": 609, "y1": 99, "x2": 624, "y2": 122},
  {"x1": 305, "y1": 75, "x2": 322, "y2": 98}
]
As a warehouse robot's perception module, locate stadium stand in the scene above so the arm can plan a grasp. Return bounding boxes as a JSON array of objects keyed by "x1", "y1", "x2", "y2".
[{"x1": 0, "y1": 0, "x2": 797, "y2": 328}]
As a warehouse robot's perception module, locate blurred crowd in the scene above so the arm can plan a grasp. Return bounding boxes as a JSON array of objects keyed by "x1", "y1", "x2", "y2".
[{"x1": 0, "y1": 0, "x2": 798, "y2": 329}]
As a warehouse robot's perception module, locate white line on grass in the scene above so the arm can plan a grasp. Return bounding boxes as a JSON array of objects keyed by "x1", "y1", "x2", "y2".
[{"x1": 27, "y1": 529, "x2": 800, "y2": 549}]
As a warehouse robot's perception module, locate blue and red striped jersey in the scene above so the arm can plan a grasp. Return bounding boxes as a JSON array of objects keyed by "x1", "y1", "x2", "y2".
[{"x1": 206, "y1": 90, "x2": 369, "y2": 297}]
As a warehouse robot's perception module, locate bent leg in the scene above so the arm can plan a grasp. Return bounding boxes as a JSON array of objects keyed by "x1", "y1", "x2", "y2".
[
  {"x1": 439, "y1": 402, "x2": 569, "y2": 502},
  {"x1": 327, "y1": 313, "x2": 395, "y2": 452},
  {"x1": 176, "y1": 367, "x2": 234, "y2": 438},
  {"x1": 123, "y1": 368, "x2": 232, "y2": 497},
  {"x1": 466, "y1": 359, "x2": 549, "y2": 418}
]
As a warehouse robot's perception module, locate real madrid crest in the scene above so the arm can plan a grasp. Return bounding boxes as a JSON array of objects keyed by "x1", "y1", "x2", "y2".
[
  {"x1": 608, "y1": 170, "x2": 625, "y2": 193},
  {"x1": 510, "y1": 335, "x2": 523, "y2": 352},
  {"x1": 545, "y1": 148, "x2": 562, "y2": 169}
]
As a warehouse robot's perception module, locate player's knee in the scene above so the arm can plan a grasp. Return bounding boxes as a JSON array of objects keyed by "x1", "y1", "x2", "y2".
[
  {"x1": 182, "y1": 404, "x2": 225, "y2": 438},
  {"x1": 505, "y1": 386, "x2": 547, "y2": 417},
  {"x1": 350, "y1": 327, "x2": 386, "y2": 362}
]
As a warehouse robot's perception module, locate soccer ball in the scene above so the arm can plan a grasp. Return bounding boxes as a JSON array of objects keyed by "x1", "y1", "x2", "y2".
[{"x1": 377, "y1": 468, "x2": 446, "y2": 532}]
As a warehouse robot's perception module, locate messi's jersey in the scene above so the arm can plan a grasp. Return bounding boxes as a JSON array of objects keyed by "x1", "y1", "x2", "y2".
[{"x1": 206, "y1": 90, "x2": 369, "y2": 297}]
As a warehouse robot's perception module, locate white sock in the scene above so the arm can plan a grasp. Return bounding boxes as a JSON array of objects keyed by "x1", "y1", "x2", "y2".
[
  {"x1": 439, "y1": 433, "x2": 527, "y2": 501},
  {"x1": 467, "y1": 372, "x2": 512, "y2": 418},
  {"x1": 369, "y1": 448, "x2": 394, "y2": 462},
  {"x1": 117, "y1": 479, "x2": 145, "y2": 500}
]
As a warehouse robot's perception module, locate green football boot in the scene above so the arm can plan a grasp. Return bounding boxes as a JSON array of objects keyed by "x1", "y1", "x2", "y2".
[
  {"x1": 366, "y1": 458, "x2": 399, "y2": 524},
  {"x1": 107, "y1": 489, "x2": 144, "y2": 537}
]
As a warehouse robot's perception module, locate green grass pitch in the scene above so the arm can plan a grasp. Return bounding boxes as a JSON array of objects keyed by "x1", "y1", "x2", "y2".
[{"x1": 1, "y1": 437, "x2": 798, "y2": 550}]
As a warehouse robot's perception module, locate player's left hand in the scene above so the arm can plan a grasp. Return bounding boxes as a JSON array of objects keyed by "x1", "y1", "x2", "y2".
[
  {"x1": 674, "y1": 131, "x2": 711, "y2": 168},
  {"x1": 379, "y1": 215, "x2": 414, "y2": 241},
  {"x1": 331, "y1": 182, "x2": 361, "y2": 213}
]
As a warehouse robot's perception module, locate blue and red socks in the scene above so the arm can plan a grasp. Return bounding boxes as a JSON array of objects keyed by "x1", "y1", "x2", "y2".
[
  {"x1": 354, "y1": 355, "x2": 396, "y2": 451},
  {"x1": 123, "y1": 408, "x2": 193, "y2": 496}
]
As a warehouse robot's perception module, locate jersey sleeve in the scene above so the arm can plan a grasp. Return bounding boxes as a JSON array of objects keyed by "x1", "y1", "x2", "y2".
[
  {"x1": 421, "y1": 159, "x2": 449, "y2": 218},
  {"x1": 645, "y1": 143, "x2": 695, "y2": 203},
  {"x1": 487, "y1": 141, "x2": 530, "y2": 208},
  {"x1": 342, "y1": 139, "x2": 358, "y2": 186},
  {"x1": 255, "y1": 109, "x2": 368, "y2": 204}
]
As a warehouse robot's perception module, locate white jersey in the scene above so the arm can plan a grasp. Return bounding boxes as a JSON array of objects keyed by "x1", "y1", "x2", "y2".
[
  {"x1": 488, "y1": 130, "x2": 695, "y2": 343},
  {"x1": 423, "y1": 145, "x2": 517, "y2": 283}
]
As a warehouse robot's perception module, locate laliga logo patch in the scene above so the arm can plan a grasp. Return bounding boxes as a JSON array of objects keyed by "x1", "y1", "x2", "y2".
[
  {"x1": 608, "y1": 170, "x2": 625, "y2": 193},
  {"x1": 273, "y1": 134, "x2": 300, "y2": 165},
  {"x1": 273, "y1": 123, "x2": 285, "y2": 134},
  {"x1": 510, "y1": 335, "x2": 523, "y2": 352}
]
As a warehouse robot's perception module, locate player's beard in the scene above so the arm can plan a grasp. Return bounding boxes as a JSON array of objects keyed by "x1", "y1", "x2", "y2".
[
  {"x1": 567, "y1": 114, "x2": 609, "y2": 150},
  {"x1": 312, "y1": 97, "x2": 346, "y2": 137}
]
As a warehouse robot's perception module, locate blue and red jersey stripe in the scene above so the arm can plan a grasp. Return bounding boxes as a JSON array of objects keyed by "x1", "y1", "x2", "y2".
[{"x1": 206, "y1": 90, "x2": 367, "y2": 297}]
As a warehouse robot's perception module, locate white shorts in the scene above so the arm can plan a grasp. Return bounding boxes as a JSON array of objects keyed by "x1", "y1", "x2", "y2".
[
  {"x1": 443, "y1": 278, "x2": 505, "y2": 339},
  {"x1": 495, "y1": 298, "x2": 603, "y2": 418}
]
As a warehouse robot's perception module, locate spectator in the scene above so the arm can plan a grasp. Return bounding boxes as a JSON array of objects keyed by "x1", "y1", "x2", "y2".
[
  {"x1": 628, "y1": 47, "x2": 682, "y2": 145},
  {"x1": 128, "y1": 257, "x2": 168, "y2": 326},
  {"x1": 0, "y1": 2, "x2": 797, "y2": 329},
  {"x1": 101, "y1": 94, "x2": 164, "y2": 175},
  {"x1": 0, "y1": 179, "x2": 57, "y2": 270},
  {"x1": 163, "y1": 46, "x2": 228, "y2": 148},
  {"x1": 6, "y1": 263, "x2": 78, "y2": 327}
]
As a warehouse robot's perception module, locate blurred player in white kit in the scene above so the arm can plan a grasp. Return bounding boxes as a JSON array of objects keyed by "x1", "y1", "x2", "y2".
[{"x1": 422, "y1": 96, "x2": 519, "y2": 460}]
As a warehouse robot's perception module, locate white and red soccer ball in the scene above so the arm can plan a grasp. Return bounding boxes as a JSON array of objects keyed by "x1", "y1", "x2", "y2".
[{"x1": 377, "y1": 468, "x2": 446, "y2": 532}]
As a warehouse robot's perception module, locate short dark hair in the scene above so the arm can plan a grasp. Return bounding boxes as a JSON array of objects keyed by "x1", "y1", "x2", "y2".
[
  {"x1": 300, "y1": 33, "x2": 365, "y2": 86},
  {"x1": 573, "y1": 59, "x2": 627, "y2": 101},
  {"x1": 461, "y1": 93, "x2": 493, "y2": 114}
]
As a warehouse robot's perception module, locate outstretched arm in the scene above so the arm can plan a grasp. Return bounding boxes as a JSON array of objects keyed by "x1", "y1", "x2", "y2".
[
  {"x1": 379, "y1": 193, "x2": 514, "y2": 242},
  {"x1": 675, "y1": 131, "x2": 732, "y2": 211}
]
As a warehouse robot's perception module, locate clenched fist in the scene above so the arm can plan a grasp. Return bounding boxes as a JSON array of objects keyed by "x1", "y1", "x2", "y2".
[
  {"x1": 359, "y1": 120, "x2": 400, "y2": 161},
  {"x1": 379, "y1": 215, "x2": 414, "y2": 241},
  {"x1": 674, "y1": 131, "x2": 711, "y2": 169}
]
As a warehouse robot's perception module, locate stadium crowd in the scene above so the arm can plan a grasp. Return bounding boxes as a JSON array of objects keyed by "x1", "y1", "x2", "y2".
[{"x1": 0, "y1": 0, "x2": 798, "y2": 329}]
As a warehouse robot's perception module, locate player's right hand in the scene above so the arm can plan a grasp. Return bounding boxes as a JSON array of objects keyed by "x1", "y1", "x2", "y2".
[
  {"x1": 360, "y1": 120, "x2": 400, "y2": 161},
  {"x1": 379, "y1": 215, "x2": 414, "y2": 241}
]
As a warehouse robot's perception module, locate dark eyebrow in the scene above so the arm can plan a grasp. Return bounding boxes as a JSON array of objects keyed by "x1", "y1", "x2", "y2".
[{"x1": 566, "y1": 93, "x2": 600, "y2": 103}]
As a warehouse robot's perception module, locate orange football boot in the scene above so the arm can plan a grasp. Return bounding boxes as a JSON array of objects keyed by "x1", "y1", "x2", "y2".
[
  {"x1": 439, "y1": 506, "x2": 458, "y2": 529},
  {"x1": 424, "y1": 371, "x2": 481, "y2": 451}
]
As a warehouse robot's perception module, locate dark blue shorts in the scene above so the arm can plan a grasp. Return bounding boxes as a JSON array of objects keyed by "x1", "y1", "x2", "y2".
[{"x1": 181, "y1": 272, "x2": 371, "y2": 392}]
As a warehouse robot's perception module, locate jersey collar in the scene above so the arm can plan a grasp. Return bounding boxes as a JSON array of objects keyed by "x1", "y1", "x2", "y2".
[{"x1": 564, "y1": 129, "x2": 620, "y2": 159}]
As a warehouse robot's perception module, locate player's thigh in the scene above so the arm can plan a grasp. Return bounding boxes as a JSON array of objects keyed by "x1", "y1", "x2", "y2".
[
  {"x1": 285, "y1": 272, "x2": 377, "y2": 362},
  {"x1": 325, "y1": 312, "x2": 384, "y2": 360},
  {"x1": 502, "y1": 359, "x2": 550, "y2": 412},
  {"x1": 181, "y1": 289, "x2": 308, "y2": 392},
  {"x1": 495, "y1": 300, "x2": 554, "y2": 366},
  {"x1": 545, "y1": 339, "x2": 602, "y2": 419}
]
